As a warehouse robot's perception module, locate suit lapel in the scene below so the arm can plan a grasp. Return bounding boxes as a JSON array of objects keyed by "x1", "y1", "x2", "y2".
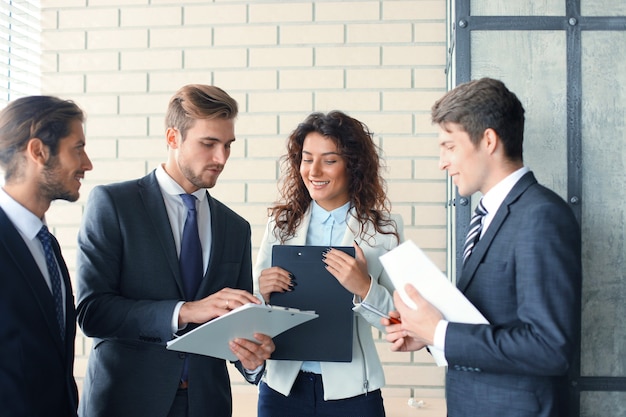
[
  {"x1": 341, "y1": 213, "x2": 358, "y2": 246},
  {"x1": 292, "y1": 207, "x2": 312, "y2": 245},
  {"x1": 458, "y1": 172, "x2": 538, "y2": 292},
  {"x1": 278, "y1": 205, "x2": 311, "y2": 246},
  {"x1": 137, "y1": 172, "x2": 184, "y2": 297},
  {"x1": 0, "y1": 209, "x2": 67, "y2": 356},
  {"x1": 203, "y1": 192, "x2": 223, "y2": 294}
]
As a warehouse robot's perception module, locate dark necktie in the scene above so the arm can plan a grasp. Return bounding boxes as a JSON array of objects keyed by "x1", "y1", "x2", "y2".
[
  {"x1": 462, "y1": 199, "x2": 487, "y2": 264},
  {"x1": 179, "y1": 194, "x2": 203, "y2": 384},
  {"x1": 179, "y1": 194, "x2": 203, "y2": 300},
  {"x1": 36, "y1": 225, "x2": 65, "y2": 341}
]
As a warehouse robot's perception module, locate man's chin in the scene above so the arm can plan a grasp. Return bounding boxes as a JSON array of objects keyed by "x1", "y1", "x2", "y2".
[{"x1": 55, "y1": 191, "x2": 80, "y2": 203}]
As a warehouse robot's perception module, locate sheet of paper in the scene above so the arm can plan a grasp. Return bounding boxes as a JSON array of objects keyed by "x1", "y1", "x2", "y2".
[
  {"x1": 166, "y1": 303, "x2": 318, "y2": 362},
  {"x1": 379, "y1": 240, "x2": 489, "y2": 366}
]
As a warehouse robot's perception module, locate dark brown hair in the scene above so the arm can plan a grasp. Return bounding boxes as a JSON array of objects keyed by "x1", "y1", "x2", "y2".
[
  {"x1": 0, "y1": 95, "x2": 84, "y2": 180},
  {"x1": 431, "y1": 77, "x2": 525, "y2": 162},
  {"x1": 270, "y1": 111, "x2": 399, "y2": 244}
]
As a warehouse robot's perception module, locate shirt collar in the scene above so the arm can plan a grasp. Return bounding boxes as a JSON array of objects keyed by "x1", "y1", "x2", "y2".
[
  {"x1": 155, "y1": 165, "x2": 208, "y2": 203},
  {"x1": 310, "y1": 200, "x2": 351, "y2": 225},
  {"x1": 482, "y1": 166, "x2": 530, "y2": 214},
  {"x1": 0, "y1": 187, "x2": 46, "y2": 240}
]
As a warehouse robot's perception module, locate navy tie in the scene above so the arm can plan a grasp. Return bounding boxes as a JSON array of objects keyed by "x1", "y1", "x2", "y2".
[
  {"x1": 179, "y1": 194, "x2": 203, "y2": 300},
  {"x1": 36, "y1": 225, "x2": 65, "y2": 341},
  {"x1": 179, "y1": 194, "x2": 203, "y2": 385},
  {"x1": 462, "y1": 199, "x2": 487, "y2": 264}
]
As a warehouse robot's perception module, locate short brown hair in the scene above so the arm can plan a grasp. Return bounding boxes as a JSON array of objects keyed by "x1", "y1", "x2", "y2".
[
  {"x1": 431, "y1": 77, "x2": 525, "y2": 162},
  {"x1": 165, "y1": 84, "x2": 238, "y2": 139}
]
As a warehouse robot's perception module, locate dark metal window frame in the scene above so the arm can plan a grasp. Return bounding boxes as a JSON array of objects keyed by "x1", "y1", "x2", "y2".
[{"x1": 452, "y1": 0, "x2": 626, "y2": 415}]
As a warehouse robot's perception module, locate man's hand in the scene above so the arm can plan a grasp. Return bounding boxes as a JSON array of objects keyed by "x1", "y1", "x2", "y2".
[
  {"x1": 382, "y1": 284, "x2": 443, "y2": 349},
  {"x1": 229, "y1": 333, "x2": 275, "y2": 371},
  {"x1": 178, "y1": 288, "x2": 260, "y2": 328}
]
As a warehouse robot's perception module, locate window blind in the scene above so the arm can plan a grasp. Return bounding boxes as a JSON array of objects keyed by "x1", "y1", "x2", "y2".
[{"x1": 0, "y1": 0, "x2": 40, "y2": 106}]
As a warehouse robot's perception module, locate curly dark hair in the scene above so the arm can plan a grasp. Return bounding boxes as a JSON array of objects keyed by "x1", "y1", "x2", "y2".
[{"x1": 270, "y1": 111, "x2": 399, "y2": 244}]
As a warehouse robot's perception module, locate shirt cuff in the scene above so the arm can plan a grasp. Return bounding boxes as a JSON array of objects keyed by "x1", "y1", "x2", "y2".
[
  {"x1": 433, "y1": 319, "x2": 449, "y2": 351},
  {"x1": 172, "y1": 301, "x2": 186, "y2": 334},
  {"x1": 242, "y1": 364, "x2": 263, "y2": 382},
  {"x1": 352, "y1": 275, "x2": 374, "y2": 305}
]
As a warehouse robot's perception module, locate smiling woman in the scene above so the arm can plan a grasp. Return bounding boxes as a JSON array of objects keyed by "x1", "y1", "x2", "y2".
[
  {"x1": 253, "y1": 110, "x2": 404, "y2": 417},
  {"x1": 299, "y1": 131, "x2": 349, "y2": 211}
]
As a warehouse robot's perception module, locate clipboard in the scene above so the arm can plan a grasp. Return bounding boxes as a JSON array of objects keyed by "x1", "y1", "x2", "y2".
[
  {"x1": 166, "y1": 303, "x2": 318, "y2": 362},
  {"x1": 270, "y1": 245, "x2": 355, "y2": 362}
]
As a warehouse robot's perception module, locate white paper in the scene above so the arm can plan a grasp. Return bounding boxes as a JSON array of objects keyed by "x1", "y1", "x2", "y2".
[
  {"x1": 379, "y1": 240, "x2": 489, "y2": 366},
  {"x1": 166, "y1": 303, "x2": 318, "y2": 361}
]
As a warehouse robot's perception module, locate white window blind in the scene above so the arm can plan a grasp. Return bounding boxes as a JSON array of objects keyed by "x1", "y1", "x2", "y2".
[{"x1": 0, "y1": 0, "x2": 40, "y2": 106}]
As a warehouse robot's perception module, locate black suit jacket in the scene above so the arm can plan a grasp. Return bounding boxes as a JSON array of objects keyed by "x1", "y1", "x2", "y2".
[
  {"x1": 444, "y1": 172, "x2": 582, "y2": 417},
  {"x1": 76, "y1": 171, "x2": 255, "y2": 417},
  {"x1": 0, "y1": 208, "x2": 78, "y2": 417}
]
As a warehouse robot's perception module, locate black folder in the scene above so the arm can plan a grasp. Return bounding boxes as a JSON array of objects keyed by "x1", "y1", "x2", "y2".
[{"x1": 270, "y1": 245, "x2": 354, "y2": 362}]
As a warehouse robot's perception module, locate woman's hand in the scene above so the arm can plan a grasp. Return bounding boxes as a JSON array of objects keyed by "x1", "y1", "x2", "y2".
[
  {"x1": 257, "y1": 266, "x2": 293, "y2": 303},
  {"x1": 323, "y1": 241, "x2": 371, "y2": 299}
]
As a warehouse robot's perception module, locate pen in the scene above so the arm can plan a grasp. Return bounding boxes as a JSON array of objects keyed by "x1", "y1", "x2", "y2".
[{"x1": 360, "y1": 302, "x2": 401, "y2": 324}]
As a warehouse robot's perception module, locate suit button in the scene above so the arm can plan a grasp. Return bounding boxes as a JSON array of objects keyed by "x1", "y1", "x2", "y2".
[
  {"x1": 453, "y1": 365, "x2": 461, "y2": 371},
  {"x1": 178, "y1": 353, "x2": 186, "y2": 359},
  {"x1": 475, "y1": 368, "x2": 482, "y2": 373}
]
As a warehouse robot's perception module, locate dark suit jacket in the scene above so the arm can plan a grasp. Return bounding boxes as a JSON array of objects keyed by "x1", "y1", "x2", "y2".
[
  {"x1": 0, "y1": 208, "x2": 78, "y2": 417},
  {"x1": 445, "y1": 172, "x2": 581, "y2": 417},
  {"x1": 76, "y1": 171, "x2": 255, "y2": 417}
]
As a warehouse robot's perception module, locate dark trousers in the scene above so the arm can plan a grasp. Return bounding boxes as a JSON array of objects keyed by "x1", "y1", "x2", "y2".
[
  {"x1": 258, "y1": 372, "x2": 386, "y2": 417},
  {"x1": 167, "y1": 388, "x2": 188, "y2": 417}
]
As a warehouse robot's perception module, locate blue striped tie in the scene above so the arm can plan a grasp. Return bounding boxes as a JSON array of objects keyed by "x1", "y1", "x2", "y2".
[
  {"x1": 463, "y1": 199, "x2": 487, "y2": 264},
  {"x1": 37, "y1": 225, "x2": 65, "y2": 341}
]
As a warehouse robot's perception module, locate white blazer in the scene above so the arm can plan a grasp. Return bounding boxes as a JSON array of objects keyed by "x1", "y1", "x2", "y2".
[{"x1": 253, "y1": 207, "x2": 404, "y2": 400}]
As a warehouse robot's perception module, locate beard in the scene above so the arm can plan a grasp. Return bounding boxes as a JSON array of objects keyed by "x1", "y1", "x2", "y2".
[
  {"x1": 40, "y1": 155, "x2": 79, "y2": 202},
  {"x1": 179, "y1": 162, "x2": 222, "y2": 190}
]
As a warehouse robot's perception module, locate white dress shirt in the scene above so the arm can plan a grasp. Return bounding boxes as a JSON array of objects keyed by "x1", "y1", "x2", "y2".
[{"x1": 155, "y1": 165, "x2": 212, "y2": 332}]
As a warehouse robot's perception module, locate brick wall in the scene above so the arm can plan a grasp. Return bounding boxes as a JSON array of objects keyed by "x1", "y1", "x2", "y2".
[{"x1": 40, "y1": 1, "x2": 448, "y2": 415}]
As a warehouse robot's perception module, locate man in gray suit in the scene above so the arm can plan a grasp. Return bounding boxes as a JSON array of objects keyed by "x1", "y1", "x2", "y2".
[
  {"x1": 76, "y1": 84, "x2": 275, "y2": 417},
  {"x1": 384, "y1": 78, "x2": 581, "y2": 417}
]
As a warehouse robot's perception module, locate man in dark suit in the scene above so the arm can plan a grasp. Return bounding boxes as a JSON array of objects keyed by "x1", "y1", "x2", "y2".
[
  {"x1": 0, "y1": 96, "x2": 93, "y2": 417},
  {"x1": 76, "y1": 84, "x2": 275, "y2": 417},
  {"x1": 384, "y1": 78, "x2": 581, "y2": 417}
]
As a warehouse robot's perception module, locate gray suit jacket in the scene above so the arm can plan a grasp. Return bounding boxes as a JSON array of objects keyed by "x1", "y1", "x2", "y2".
[
  {"x1": 0, "y1": 209, "x2": 78, "y2": 417},
  {"x1": 444, "y1": 172, "x2": 582, "y2": 417},
  {"x1": 76, "y1": 171, "x2": 254, "y2": 417}
]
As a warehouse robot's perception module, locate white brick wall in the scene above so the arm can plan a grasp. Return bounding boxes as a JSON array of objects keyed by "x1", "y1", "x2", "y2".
[{"x1": 40, "y1": 1, "x2": 448, "y2": 415}]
